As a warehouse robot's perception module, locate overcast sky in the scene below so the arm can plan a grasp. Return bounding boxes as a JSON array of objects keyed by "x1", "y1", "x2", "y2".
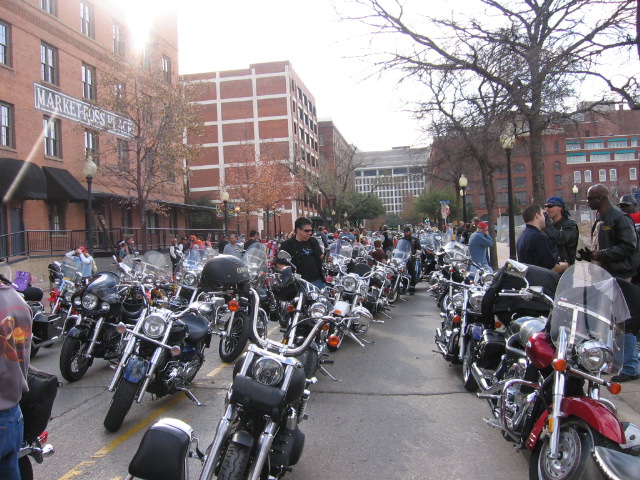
[{"x1": 177, "y1": 0, "x2": 428, "y2": 152}]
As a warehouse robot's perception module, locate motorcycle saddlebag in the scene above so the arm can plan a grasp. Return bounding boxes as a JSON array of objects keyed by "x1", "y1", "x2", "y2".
[
  {"x1": 32, "y1": 312, "x2": 57, "y2": 341},
  {"x1": 230, "y1": 375, "x2": 286, "y2": 418},
  {"x1": 20, "y1": 366, "x2": 59, "y2": 442},
  {"x1": 477, "y1": 330, "x2": 506, "y2": 369},
  {"x1": 129, "y1": 419, "x2": 192, "y2": 480}
]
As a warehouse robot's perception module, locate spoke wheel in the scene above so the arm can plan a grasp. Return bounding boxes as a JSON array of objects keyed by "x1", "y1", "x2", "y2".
[
  {"x1": 219, "y1": 312, "x2": 250, "y2": 363},
  {"x1": 59, "y1": 337, "x2": 90, "y2": 382}
]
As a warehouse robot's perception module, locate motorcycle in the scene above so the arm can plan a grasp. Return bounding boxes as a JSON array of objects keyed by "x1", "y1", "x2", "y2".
[
  {"x1": 59, "y1": 270, "x2": 147, "y2": 382},
  {"x1": 477, "y1": 261, "x2": 640, "y2": 479},
  {"x1": 103, "y1": 291, "x2": 212, "y2": 432},
  {"x1": 387, "y1": 240, "x2": 412, "y2": 300},
  {"x1": 593, "y1": 446, "x2": 640, "y2": 480}
]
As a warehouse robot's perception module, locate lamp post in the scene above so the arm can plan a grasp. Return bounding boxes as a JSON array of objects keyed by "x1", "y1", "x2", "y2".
[
  {"x1": 572, "y1": 185, "x2": 578, "y2": 211},
  {"x1": 458, "y1": 174, "x2": 468, "y2": 224},
  {"x1": 343, "y1": 212, "x2": 348, "y2": 228},
  {"x1": 235, "y1": 206, "x2": 241, "y2": 235},
  {"x1": 83, "y1": 154, "x2": 98, "y2": 255},
  {"x1": 500, "y1": 132, "x2": 516, "y2": 259},
  {"x1": 220, "y1": 190, "x2": 229, "y2": 238}
]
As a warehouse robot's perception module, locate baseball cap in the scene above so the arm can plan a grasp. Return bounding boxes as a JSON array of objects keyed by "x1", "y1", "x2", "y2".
[
  {"x1": 403, "y1": 227, "x2": 412, "y2": 232},
  {"x1": 478, "y1": 222, "x2": 488, "y2": 230},
  {"x1": 617, "y1": 194, "x2": 637, "y2": 206},
  {"x1": 545, "y1": 196, "x2": 566, "y2": 209}
]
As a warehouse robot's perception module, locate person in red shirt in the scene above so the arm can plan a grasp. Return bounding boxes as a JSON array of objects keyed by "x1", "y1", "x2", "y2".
[{"x1": 618, "y1": 194, "x2": 640, "y2": 224}]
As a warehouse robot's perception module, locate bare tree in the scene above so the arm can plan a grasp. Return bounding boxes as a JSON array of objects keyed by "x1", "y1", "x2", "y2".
[
  {"x1": 94, "y1": 58, "x2": 202, "y2": 251},
  {"x1": 344, "y1": 0, "x2": 637, "y2": 205}
]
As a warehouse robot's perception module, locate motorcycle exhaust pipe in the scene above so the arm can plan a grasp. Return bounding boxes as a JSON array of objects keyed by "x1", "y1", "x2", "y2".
[{"x1": 471, "y1": 363, "x2": 492, "y2": 391}]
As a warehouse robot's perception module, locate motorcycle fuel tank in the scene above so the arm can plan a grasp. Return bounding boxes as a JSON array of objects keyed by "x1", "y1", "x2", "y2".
[{"x1": 525, "y1": 331, "x2": 555, "y2": 369}]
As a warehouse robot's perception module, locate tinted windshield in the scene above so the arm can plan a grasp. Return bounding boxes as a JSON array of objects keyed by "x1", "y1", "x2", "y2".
[
  {"x1": 392, "y1": 238, "x2": 411, "y2": 262},
  {"x1": 85, "y1": 271, "x2": 120, "y2": 298},
  {"x1": 244, "y1": 243, "x2": 268, "y2": 278}
]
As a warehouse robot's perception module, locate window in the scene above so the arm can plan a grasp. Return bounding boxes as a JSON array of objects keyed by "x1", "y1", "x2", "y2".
[
  {"x1": 608, "y1": 138, "x2": 627, "y2": 148},
  {"x1": 513, "y1": 164, "x2": 525, "y2": 174},
  {"x1": 585, "y1": 140, "x2": 605, "y2": 149},
  {"x1": 297, "y1": 87, "x2": 302, "y2": 100},
  {"x1": 114, "y1": 82, "x2": 126, "y2": 110},
  {"x1": 140, "y1": 44, "x2": 151, "y2": 70},
  {"x1": 553, "y1": 161, "x2": 561, "y2": 171},
  {"x1": 584, "y1": 170, "x2": 592, "y2": 183},
  {"x1": 515, "y1": 177, "x2": 527, "y2": 188},
  {"x1": 84, "y1": 130, "x2": 98, "y2": 162},
  {"x1": 82, "y1": 63, "x2": 96, "y2": 100},
  {"x1": 117, "y1": 139, "x2": 129, "y2": 171},
  {"x1": 161, "y1": 55, "x2": 171, "y2": 83},
  {"x1": 566, "y1": 154, "x2": 587, "y2": 164},
  {"x1": 566, "y1": 142, "x2": 581, "y2": 151},
  {"x1": 590, "y1": 152, "x2": 611, "y2": 161},
  {"x1": 515, "y1": 192, "x2": 528, "y2": 204},
  {"x1": 555, "y1": 175, "x2": 562, "y2": 186},
  {"x1": 0, "y1": 20, "x2": 11, "y2": 67},
  {"x1": 614, "y1": 150, "x2": 636, "y2": 161},
  {"x1": 497, "y1": 192, "x2": 508, "y2": 206},
  {"x1": 43, "y1": 116, "x2": 60, "y2": 157},
  {"x1": 632, "y1": 138, "x2": 638, "y2": 147},
  {"x1": 80, "y1": 2, "x2": 94, "y2": 38},
  {"x1": 48, "y1": 203, "x2": 64, "y2": 231},
  {"x1": 0, "y1": 102, "x2": 14, "y2": 148},
  {"x1": 113, "y1": 22, "x2": 125, "y2": 56},
  {"x1": 497, "y1": 178, "x2": 507, "y2": 189},
  {"x1": 599, "y1": 169, "x2": 606, "y2": 182},
  {"x1": 318, "y1": 134, "x2": 324, "y2": 147},
  {"x1": 610, "y1": 169, "x2": 617, "y2": 182},
  {"x1": 41, "y1": 0, "x2": 56, "y2": 15},
  {"x1": 574, "y1": 171, "x2": 581, "y2": 184},
  {"x1": 630, "y1": 168, "x2": 637, "y2": 181},
  {"x1": 40, "y1": 42, "x2": 57, "y2": 84},
  {"x1": 553, "y1": 141, "x2": 559, "y2": 153}
]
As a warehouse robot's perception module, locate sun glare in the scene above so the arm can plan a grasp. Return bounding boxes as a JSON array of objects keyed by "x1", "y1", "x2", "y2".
[{"x1": 114, "y1": 0, "x2": 173, "y2": 52}]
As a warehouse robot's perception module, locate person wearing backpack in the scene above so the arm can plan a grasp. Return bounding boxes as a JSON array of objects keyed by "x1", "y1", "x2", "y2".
[{"x1": 0, "y1": 282, "x2": 32, "y2": 479}]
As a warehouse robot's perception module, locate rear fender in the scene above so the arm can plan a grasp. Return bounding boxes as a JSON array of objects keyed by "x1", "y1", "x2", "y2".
[
  {"x1": 123, "y1": 356, "x2": 150, "y2": 384},
  {"x1": 525, "y1": 397, "x2": 626, "y2": 450}
]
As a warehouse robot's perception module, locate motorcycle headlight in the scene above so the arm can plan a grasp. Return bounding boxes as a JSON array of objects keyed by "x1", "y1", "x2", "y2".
[
  {"x1": 183, "y1": 272, "x2": 198, "y2": 286},
  {"x1": 63, "y1": 290, "x2": 74, "y2": 302},
  {"x1": 452, "y1": 293, "x2": 464, "y2": 309},
  {"x1": 174, "y1": 272, "x2": 182, "y2": 282},
  {"x1": 81, "y1": 293, "x2": 99, "y2": 311},
  {"x1": 142, "y1": 314, "x2": 167, "y2": 339},
  {"x1": 100, "y1": 301, "x2": 110, "y2": 312},
  {"x1": 54, "y1": 278, "x2": 62, "y2": 286},
  {"x1": 342, "y1": 275, "x2": 358, "y2": 292},
  {"x1": 144, "y1": 274, "x2": 155, "y2": 284},
  {"x1": 576, "y1": 340, "x2": 613, "y2": 372},
  {"x1": 307, "y1": 291, "x2": 319, "y2": 301},
  {"x1": 309, "y1": 302, "x2": 327, "y2": 318},
  {"x1": 469, "y1": 292, "x2": 484, "y2": 311},
  {"x1": 252, "y1": 357, "x2": 284, "y2": 386},
  {"x1": 482, "y1": 273, "x2": 495, "y2": 286}
]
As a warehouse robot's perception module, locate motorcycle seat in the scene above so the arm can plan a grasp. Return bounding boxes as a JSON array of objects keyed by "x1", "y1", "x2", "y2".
[
  {"x1": 182, "y1": 314, "x2": 209, "y2": 344},
  {"x1": 593, "y1": 446, "x2": 640, "y2": 480}
]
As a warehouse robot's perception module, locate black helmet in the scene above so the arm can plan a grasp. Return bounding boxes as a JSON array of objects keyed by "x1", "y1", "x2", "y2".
[
  {"x1": 271, "y1": 267, "x2": 298, "y2": 302},
  {"x1": 199, "y1": 254, "x2": 250, "y2": 291}
]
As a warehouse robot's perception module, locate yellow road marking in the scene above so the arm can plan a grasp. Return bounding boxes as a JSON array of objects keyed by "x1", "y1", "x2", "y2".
[
  {"x1": 58, "y1": 461, "x2": 96, "y2": 479},
  {"x1": 206, "y1": 362, "x2": 229, "y2": 377}
]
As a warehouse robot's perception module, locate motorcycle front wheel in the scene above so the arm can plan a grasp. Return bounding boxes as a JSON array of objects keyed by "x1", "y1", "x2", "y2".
[
  {"x1": 218, "y1": 442, "x2": 251, "y2": 480},
  {"x1": 59, "y1": 337, "x2": 90, "y2": 382},
  {"x1": 104, "y1": 379, "x2": 139, "y2": 432},
  {"x1": 387, "y1": 287, "x2": 399, "y2": 304},
  {"x1": 219, "y1": 312, "x2": 250, "y2": 363},
  {"x1": 462, "y1": 340, "x2": 478, "y2": 392},
  {"x1": 529, "y1": 418, "x2": 610, "y2": 480}
]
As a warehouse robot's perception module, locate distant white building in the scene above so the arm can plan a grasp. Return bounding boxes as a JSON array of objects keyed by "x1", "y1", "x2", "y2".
[{"x1": 354, "y1": 147, "x2": 429, "y2": 215}]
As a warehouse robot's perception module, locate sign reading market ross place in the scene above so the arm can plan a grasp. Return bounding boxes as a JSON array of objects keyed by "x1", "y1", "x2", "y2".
[{"x1": 34, "y1": 83, "x2": 134, "y2": 140}]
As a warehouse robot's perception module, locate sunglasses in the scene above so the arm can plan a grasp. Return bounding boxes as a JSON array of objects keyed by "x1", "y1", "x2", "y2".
[
  {"x1": 544, "y1": 204, "x2": 559, "y2": 209},
  {"x1": 301, "y1": 228, "x2": 313, "y2": 233},
  {"x1": 586, "y1": 195, "x2": 603, "y2": 201}
]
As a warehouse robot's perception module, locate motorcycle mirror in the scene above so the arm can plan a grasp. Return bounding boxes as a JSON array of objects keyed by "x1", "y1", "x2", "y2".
[
  {"x1": 504, "y1": 259, "x2": 528, "y2": 278},
  {"x1": 277, "y1": 250, "x2": 292, "y2": 262}
]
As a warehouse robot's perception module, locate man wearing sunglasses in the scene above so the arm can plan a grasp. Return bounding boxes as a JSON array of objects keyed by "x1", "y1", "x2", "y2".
[
  {"x1": 277, "y1": 216, "x2": 326, "y2": 288},
  {"x1": 542, "y1": 196, "x2": 579, "y2": 265}
]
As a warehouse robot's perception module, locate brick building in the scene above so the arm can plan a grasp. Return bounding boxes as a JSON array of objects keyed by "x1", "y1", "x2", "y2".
[
  {"x1": 183, "y1": 61, "x2": 322, "y2": 237},
  {"x1": 0, "y1": 0, "x2": 185, "y2": 256}
]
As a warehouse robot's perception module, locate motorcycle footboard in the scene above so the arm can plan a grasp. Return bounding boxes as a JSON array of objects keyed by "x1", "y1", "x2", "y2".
[{"x1": 128, "y1": 419, "x2": 191, "y2": 480}]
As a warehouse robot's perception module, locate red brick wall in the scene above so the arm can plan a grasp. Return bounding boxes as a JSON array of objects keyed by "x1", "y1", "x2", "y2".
[
  {"x1": 258, "y1": 98, "x2": 287, "y2": 117},
  {"x1": 259, "y1": 119, "x2": 288, "y2": 139},
  {"x1": 220, "y1": 79, "x2": 252, "y2": 99},
  {"x1": 222, "y1": 101, "x2": 254, "y2": 120},
  {"x1": 256, "y1": 76, "x2": 286, "y2": 96},
  {"x1": 222, "y1": 122, "x2": 254, "y2": 142}
]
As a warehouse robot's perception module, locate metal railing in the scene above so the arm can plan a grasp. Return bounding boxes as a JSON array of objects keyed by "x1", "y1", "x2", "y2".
[{"x1": 0, "y1": 227, "x2": 225, "y2": 259}]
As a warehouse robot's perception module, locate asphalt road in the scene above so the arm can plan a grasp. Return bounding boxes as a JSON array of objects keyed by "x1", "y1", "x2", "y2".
[{"x1": 29, "y1": 286, "x2": 539, "y2": 479}]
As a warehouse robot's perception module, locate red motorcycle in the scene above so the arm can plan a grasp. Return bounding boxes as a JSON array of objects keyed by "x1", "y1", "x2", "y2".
[{"x1": 478, "y1": 261, "x2": 640, "y2": 480}]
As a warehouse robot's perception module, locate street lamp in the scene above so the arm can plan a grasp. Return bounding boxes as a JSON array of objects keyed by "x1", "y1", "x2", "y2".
[
  {"x1": 458, "y1": 174, "x2": 468, "y2": 224},
  {"x1": 572, "y1": 185, "x2": 578, "y2": 211},
  {"x1": 500, "y1": 131, "x2": 516, "y2": 259},
  {"x1": 220, "y1": 190, "x2": 230, "y2": 237},
  {"x1": 83, "y1": 154, "x2": 98, "y2": 255},
  {"x1": 235, "y1": 206, "x2": 241, "y2": 234}
]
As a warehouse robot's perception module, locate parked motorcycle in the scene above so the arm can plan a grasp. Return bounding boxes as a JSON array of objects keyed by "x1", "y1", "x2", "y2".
[
  {"x1": 103, "y1": 294, "x2": 212, "y2": 431},
  {"x1": 59, "y1": 270, "x2": 147, "y2": 382},
  {"x1": 476, "y1": 261, "x2": 640, "y2": 480},
  {"x1": 593, "y1": 446, "x2": 640, "y2": 480}
]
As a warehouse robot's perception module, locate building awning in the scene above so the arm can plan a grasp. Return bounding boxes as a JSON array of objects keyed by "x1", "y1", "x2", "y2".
[
  {"x1": 0, "y1": 158, "x2": 47, "y2": 202},
  {"x1": 42, "y1": 167, "x2": 88, "y2": 202}
]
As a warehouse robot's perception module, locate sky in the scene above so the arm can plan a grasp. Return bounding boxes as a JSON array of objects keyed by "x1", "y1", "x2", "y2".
[{"x1": 176, "y1": 0, "x2": 429, "y2": 152}]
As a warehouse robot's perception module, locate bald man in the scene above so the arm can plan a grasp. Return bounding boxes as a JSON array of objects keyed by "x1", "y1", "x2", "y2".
[{"x1": 587, "y1": 184, "x2": 639, "y2": 383}]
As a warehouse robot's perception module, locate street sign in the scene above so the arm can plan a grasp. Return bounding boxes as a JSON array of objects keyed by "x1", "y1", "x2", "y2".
[
  {"x1": 215, "y1": 203, "x2": 236, "y2": 219},
  {"x1": 439, "y1": 200, "x2": 450, "y2": 204}
]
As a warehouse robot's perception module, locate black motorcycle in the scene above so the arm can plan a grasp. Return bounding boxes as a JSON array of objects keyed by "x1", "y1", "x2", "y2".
[{"x1": 59, "y1": 271, "x2": 146, "y2": 382}]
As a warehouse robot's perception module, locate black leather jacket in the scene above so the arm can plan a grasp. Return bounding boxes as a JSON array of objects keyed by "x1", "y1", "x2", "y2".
[
  {"x1": 592, "y1": 205, "x2": 637, "y2": 279},
  {"x1": 543, "y1": 215, "x2": 579, "y2": 265}
]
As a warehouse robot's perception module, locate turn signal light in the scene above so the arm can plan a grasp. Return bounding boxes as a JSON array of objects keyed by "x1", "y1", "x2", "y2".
[
  {"x1": 452, "y1": 315, "x2": 461, "y2": 324},
  {"x1": 228, "y1": 300, "x2": 239, "y2": 312},
  {"x1": 495, "y1": 320, "x2": 503, "y2": 329},
  {"x1": 116, "y1": 322, "x2": 127, "y2": 334},
  {"x1": 287, "y1": 304, "x2": 296, "y2": 313},
  {"x1": 552, "y1": 358, "x2": 567, "y2": 371},
  {"x1": 170, "y1": 345, "x2": 181, "y2": 356},
  {"x1": 328, "y1": 335, "x2": 340, "y2": 348},
  {"x1": 547, "y1": 417, "x2": 554, "y2": 433},
  {"x1": 321, "y1": 323, "x2": 330, "y2": 331},
  {"x1": 608, "y1": 382, "x2": 622, "y2": 395}
]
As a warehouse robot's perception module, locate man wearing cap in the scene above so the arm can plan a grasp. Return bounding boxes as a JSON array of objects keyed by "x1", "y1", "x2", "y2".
[
  {"x1": 468, "y1": 222, "x2": 493, "y2": 272},
  {"x1": 516, "y1": 204, "x2": 569, "y2": 273},
  {"x1": 618, "y1": 194, "x2": 640, "y2": 225},
  {"x1": 542, "y1": 196, "x2": 579, "y2": 265}
]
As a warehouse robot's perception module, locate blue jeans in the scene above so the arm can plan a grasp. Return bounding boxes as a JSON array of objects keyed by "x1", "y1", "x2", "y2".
[
  {"x1": 0, "y1": 404, "x2": 23, "y2": 480},
  {"x1": 614, "y1": 333, "x2": 639, "y2": 376}
]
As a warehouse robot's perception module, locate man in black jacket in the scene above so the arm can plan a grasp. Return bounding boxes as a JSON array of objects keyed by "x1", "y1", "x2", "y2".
[
  {"x1": 401, "y1": 227, "x2": 421, "y2": 294},
  {"x1": 586, "y1": 184, "x2": 639, "y2": 383},
  {"x1": 277, "y1": 217, "x2": 326, "y2": 288},
  {"x1": 542, "y1": 196, "x2": 579, "y2": 265}
]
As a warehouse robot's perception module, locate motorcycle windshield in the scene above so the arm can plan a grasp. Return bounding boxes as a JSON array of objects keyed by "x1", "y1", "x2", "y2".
[
  {"x1": 84, "y1": 271, "x2": 120, "y2": 298},
  {"x1": 392, "y1": 239, "x2": 411, "y2": 263},
  {"x1": 330, "y1": 240, "x2": 353, "y2": 264},
  {"x1": 443, "y1": 241, "x2": 468, "y2": 261},
  {"x1": 244, "y1": 243, "x2": 268, "y2": 279},
  {"x1": 61, "y1": 257, "x2": 80, "y2": 278},
  {"x1": 141, "y1": 251, "x2": 170, "y2": 278},
  {"x1": 550, "y1": 263, "x2": 629, "y2": 373}
]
